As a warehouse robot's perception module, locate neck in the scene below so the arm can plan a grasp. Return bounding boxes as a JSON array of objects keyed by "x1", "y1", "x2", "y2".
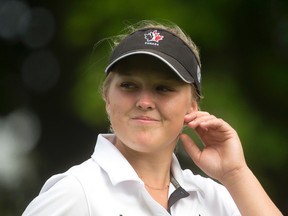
[
  {"x1": 129, "y1": 152, "x2": 172, "y2": 188},
  {"x1": 138, "y1": 166, "x2": 171, "y2": 190},
  {"x1": 114, "y1": 138, "x2": 174, "y2": 189},
  {"x1": 114, "y1": 137, "x2": 173, "y2": 210}
]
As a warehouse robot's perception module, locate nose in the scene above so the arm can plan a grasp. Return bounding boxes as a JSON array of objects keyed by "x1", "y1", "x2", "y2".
[{"x1": 136, "y1": 91, "x2": 155, "y2": 111}]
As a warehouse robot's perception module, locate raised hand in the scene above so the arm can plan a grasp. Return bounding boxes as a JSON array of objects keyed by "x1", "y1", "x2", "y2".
[
  {"x1": 180, "y1": 111, "x2": 283, "y2": 215},
  {"x1": 180, "y1": 111, "x2": 247, "y2": 183}
]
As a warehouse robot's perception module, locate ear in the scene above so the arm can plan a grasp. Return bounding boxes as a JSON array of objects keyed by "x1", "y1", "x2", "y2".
[{"x1": 187, "y1": 100, "x2": 198, "y2": 114}]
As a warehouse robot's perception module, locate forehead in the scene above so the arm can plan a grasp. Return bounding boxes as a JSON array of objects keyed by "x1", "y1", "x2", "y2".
[{"x1": 113, "y1": 54, "x2": 183, "y2": 81}]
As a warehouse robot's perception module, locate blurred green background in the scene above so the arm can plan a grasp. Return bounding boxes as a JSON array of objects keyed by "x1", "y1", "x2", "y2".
[{"x1": 0, "y1": 0, "x2": 287, "y2": 215}]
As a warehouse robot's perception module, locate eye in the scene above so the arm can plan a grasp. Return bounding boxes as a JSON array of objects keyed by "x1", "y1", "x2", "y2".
[
  {"x1": 156, "y1": 85, "x2": 174, "y2": 92},
  {"x1": 119, "y1": 82, "x2": 138, "y2": 90}
]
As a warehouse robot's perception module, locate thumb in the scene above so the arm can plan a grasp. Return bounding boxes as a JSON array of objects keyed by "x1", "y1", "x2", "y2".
[{"x1": 180, "y1": 133, "x2": 202, "y2": 165}]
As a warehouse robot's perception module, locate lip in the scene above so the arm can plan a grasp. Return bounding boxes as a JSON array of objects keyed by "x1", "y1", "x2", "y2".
[{"x1": 131, "y1": 115, "x2": 160, "y2": 123}]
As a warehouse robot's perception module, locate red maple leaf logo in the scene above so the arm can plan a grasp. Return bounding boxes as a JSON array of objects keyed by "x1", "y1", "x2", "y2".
[
  {"x1": 144, "y1": 30, "x2": 164, "y2": 43},
  {"x1": 152, "y1": 30, "x2": 164, "y2": 42}
]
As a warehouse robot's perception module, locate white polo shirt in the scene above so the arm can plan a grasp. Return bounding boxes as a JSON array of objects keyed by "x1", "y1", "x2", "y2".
[{"x1": 23, "y1": 134, "x2": 241, "y2": 216}]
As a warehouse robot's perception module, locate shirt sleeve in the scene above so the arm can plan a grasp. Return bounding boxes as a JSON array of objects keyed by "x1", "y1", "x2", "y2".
[{"x1": 22, "y1": 174, "x2": 90, "y2": 216}]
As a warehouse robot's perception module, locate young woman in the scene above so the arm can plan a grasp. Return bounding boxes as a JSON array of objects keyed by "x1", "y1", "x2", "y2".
[{"x1": 23, "y1": 21, "x2": 283, "y2": 216}]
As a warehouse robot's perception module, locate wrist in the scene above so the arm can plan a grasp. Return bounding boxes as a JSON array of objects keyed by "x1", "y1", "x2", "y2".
[{"x1": 220, "y1": 164, "x2": 250, "y2": 188}]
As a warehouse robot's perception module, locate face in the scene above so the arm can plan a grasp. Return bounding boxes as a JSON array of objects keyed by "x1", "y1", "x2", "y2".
[{"x1": 105, "y1": 55, "x2": 197, "y2": 155}]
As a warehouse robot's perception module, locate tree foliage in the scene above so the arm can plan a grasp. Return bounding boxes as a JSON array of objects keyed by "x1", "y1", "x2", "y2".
[{"x1": 0, "y1": 0, "x2": 287, "y2": 215}]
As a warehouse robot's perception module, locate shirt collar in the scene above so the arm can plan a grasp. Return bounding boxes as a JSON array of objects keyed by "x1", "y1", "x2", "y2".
[
  {"x1": 91, "y1": 134, "x2": 140, "y2": 186},
  {"x1": 92, "y1": 134, "x2": 204, "y2": 197},
  {"x1": 171, "y1": 154, "x2": 205, "y2": 197}
]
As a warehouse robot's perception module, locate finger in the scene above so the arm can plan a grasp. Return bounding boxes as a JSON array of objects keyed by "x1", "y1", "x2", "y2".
[
  {"x1": 180, "y1": 133, "x2": 202, "y2": 165},
  {"x1": 199, "y1": 117, "x2": 233, "y2": 133},
  {"x1": 186, "y1": 114, "x2": 217, "y2": 129},
  {"x1": 184, "y1": 111, "x2": 210, "y2": 123}
]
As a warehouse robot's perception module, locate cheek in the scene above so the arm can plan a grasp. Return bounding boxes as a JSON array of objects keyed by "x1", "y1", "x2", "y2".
[
  {"x1": 167, "y1": 96, "x2": 191, "y2": 117},
  {"x1": 162, "y1": 101, "x2": 187, "y2": 128},
  {"x1": 106, "y1": 92, "x2": 134, "y2": 121},
  {"x1": 163, "y1": 96, "x2": 193, "y2": 126},
  {"x1": 106, "y1": 99, "x2": 120, "y2": 119},
  {"x1": 105, "y1": 86, "x2": 121, "y2": 114},
  {"x1": 107, "y1": 102, "x2": 123, "y2": 132}
]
